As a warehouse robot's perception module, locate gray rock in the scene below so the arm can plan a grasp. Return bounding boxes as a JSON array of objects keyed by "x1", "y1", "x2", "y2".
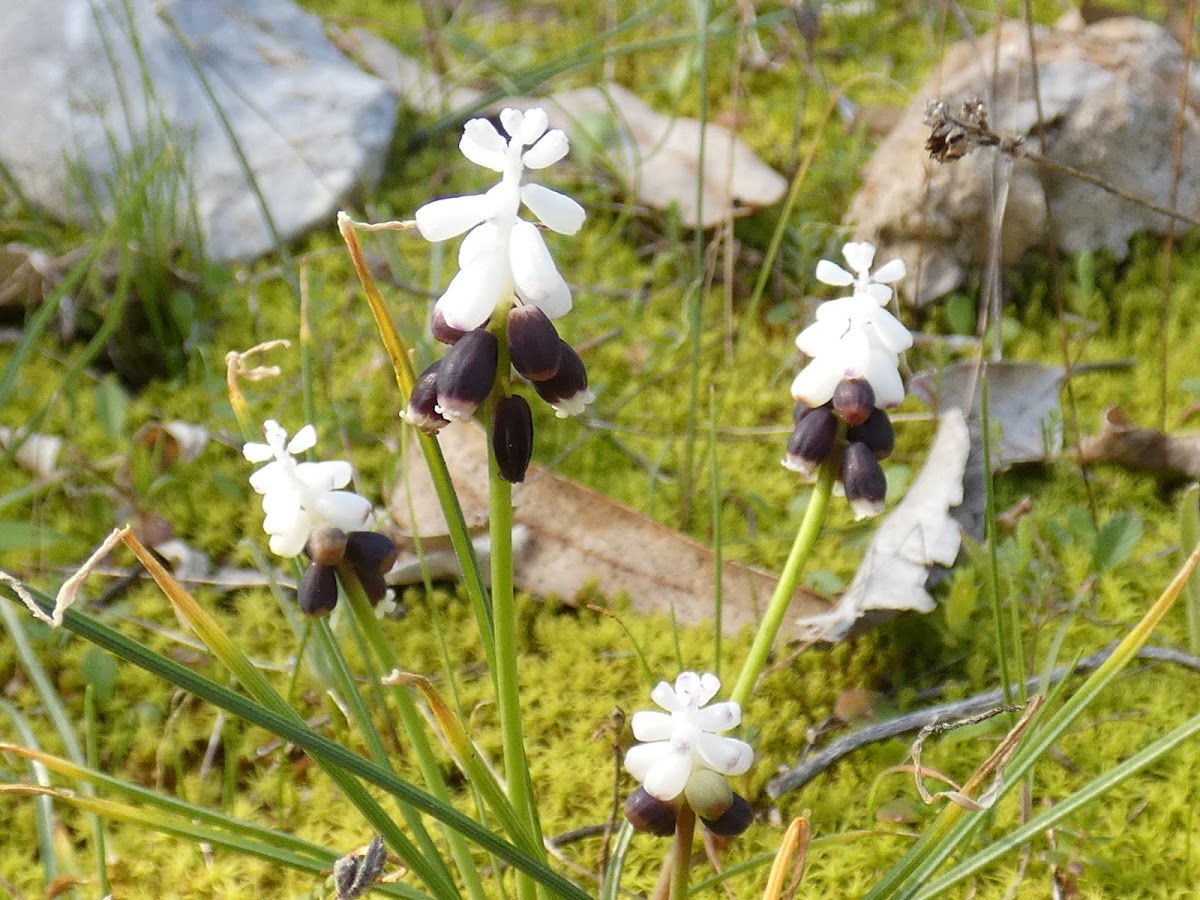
[
  {"x1": 0, "y1": 0, "x2": 397, "y2": 261},
  {"x1": 847, "y1": 16, "x2": 1200, "y2": 304}
]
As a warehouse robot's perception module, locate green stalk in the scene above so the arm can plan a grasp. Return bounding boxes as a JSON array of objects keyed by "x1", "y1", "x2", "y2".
[
  {"x1": 486, "y1": 302, "x2": 543, "y2": 899},
  {"x1": 340, "y1": 216, "x2": 495, "y2": 669},
  {"x1": 338, "y1": 566, "x2": 491, "y2": 900},
  {"x1": 730, "y1": 457, "x2": 836, "y2": 707},
  {"x1": 670, "y1": 805, "x2": 697, "y2": 900},
  {"x1": 980, "y1": 376, "x2": 1022, "y2": 705},
  {"x1": 680, "y1": 0, "x2": 713, "y2": 524},
  {"x1": 84, "y1": 687, "x2": 112, "y2": 897}
]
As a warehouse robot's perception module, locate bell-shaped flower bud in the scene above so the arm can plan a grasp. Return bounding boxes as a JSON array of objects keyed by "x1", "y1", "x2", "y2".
[
  {"x1": 832, "y1": 377, "x2": 876, "y2": 426},
  {"x1": 436, "y1": 329, "x2": 499, "y2": 422},
  {"x1": 847, "y1": 408, "x2": 895, "y2": 459},
  {"x1": 532, "y1": 340, "x2": 593, "y2": 417},
  {"x1": 624, "y1": 787, "x2": 678, "y2": 837},
  {"x1": 344, "y1": 531, "x2": 399, "y2": 604},
  {"x1": 683, "y1": 769, "x2": 734, "y2": 821},
  {"x1": 843, "y1": 441, "x2": 887, "y2": 520},
  {"x1": 402, "y1": 359, "x2": 450, "y2": 434},
  {"x1": 492, "y1": 394, "x2": 534, "y2": 483},
  {"x1": 507, "y1": 305, "x2": 562, "y2": 382},
  {"x1": 305, "y1": 526, "x2": 348, "y2": 567},
  {"x1": 792, "y1": 399, "x2": 812, "y2": 424},
  {"x1": 298, "y1": 562, "x2": 339, "y2": 617},
  {"x1": 699, "y1": 792, "x2": 753, "y2": 837},
  {"x1": 782, "y1": 405, "x2": 837, "y2": 476},
  {"x1": 432, "y1": 308, "x2": 470, "y2": 345}
]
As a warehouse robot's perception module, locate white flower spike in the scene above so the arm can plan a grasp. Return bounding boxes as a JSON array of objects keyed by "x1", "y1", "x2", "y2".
[
  {"x1": 243, "y1": 420, "x2": 372, "y2": 558},
  {"x1": 792, "y1": 241, "x2": 913, "y2": 409},
  {"x1": 815, "y1": 240, "x2": 907, "y2": 305},
  {"x1": 624, "y1": 672, "x2": 753, "y2": 803},
  {"x1": 415, "y1": 108, "x2": 586, "y2": 332}
]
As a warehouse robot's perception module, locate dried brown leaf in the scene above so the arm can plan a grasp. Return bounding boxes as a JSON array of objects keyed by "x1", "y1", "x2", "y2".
[
  {"x1": 1077, "y1": 406, "x2": 1200, "y2": 478},
  {"x1": 389, "y1": 422, "x2": 828, "y2": 633}
]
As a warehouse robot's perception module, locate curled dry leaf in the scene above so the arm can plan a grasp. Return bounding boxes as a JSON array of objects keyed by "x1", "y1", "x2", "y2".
[
  {"x1": 526, "y1": 84, "x2": 788, "y2": 227},
  {"x1": 1077, "y1": 406, "x2": 1200, "y2": 478},
  {"x1": 0, "y1": 426, "x2": 63, "y2": 478},
  {"x1": 390, "y1": 422, "x2": 828, "y2": 634},
  {"x1": 793, "y1": 409, "x2": 970, "y2": 644}
]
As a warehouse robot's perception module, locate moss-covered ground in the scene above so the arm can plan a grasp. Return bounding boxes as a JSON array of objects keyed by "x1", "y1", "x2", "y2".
[{"x1": 3, "y1": 0, "x2": 1200, "y2": 897}]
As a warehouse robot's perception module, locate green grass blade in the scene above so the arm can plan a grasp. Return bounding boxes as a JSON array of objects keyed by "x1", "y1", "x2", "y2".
[
  {"x1": 865, "y1": 540, "x2": 1200, "y2": 899},
  {"x1": 3, "y1": 582, "x2": 589, "y2": 899},
  {"x1": 912, "y1": 710, "x2": 1200, "y2": 898},
  {"x1": 0, "y1": 701, "x2": 61, "y2": 886}
]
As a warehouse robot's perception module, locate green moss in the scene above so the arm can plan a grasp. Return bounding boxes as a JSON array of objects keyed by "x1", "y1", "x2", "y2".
[{"x1": 4, "y1": 0, "x2": 1200, "y2": 895}]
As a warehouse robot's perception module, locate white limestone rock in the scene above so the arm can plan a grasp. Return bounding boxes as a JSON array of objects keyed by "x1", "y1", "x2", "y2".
[
  {"x1": 847, "y1": 16, "x2": 1200, "y2": 304},
  {"x1": 0, "y1": 0, "x2": 397, "y2": 261}
]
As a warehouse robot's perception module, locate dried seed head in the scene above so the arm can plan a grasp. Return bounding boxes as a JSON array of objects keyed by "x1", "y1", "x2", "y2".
[
  {"x1": 508, "y1": 305, "x2": 562, "y2": 382},
  {"x1": 492, "y1": 394, "x2": 534, "y2": 483},
  {"x1": 783, "y1": 404, "x2": 837, "y2": 476},
  {"x1": 344, "y1": 531, "x2": 399, "y2": 605},
  {"x1": 305, "y1": 526, "x2": 348, "y2": 566},
  {"x1": 624, "y1": 787, "x2": 678, "y2": 837},
  {"x1": 333, "y1": 835, "x2": 387, "y2": 900},
  {"x1": 847, "y1": 408, "x2": 895, "y2": 459},
  {"x1": 842, "y1": 441, "x2": 887, "y2": 520},
  {"x1": 401, "y1": 359, "x2": 449, "y2": 434},
  {"x1": 532, "y1": 340, "x2": 593, "y2": 417},
  {"x1": 436, "y1": 329, "x2": 499, "y2": 422},
  {"x1": 431, "y1": 308, "x2": 469, "y2": 345},
  {"x1": 298, "y1": 562, "x2": 339, "y2": 617},
  {"x1": 699, "y1": 792, "x2": 753, "y2": 837},
  {"x1": 832, "y1": 377, "x2": 875, "y2": 426}
]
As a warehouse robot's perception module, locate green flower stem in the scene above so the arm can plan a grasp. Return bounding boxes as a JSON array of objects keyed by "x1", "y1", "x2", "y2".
[
  {"x1": 669, "y1": 804, "x2": 697, "y2": 900},
  {"x1": 339, "y1": 215, "x2": 495, "y2": 671},
  {"x1": 337, "y1": 565, "x2": 490, "y2": 900},
  {"x1": 486, "y1": 302, "x2": 544, "y2": 900},
  {"x1": 730, "y1": 456, "x2": 836, "y2": 708}
]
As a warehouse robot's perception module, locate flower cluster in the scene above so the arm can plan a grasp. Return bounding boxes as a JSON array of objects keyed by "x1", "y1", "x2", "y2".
[
  {"x1": 244, "y1": 420, "x2": 396, "y2": 616},
  {"x1": 402, "y1": 108, "x2": 594, "y2": 483},
  {"x1": 785, "y1": 242, "x2": 911, "y2": 519},
  {"x1": 622, "y1": 672, "x2": 755, "y2": 838}
]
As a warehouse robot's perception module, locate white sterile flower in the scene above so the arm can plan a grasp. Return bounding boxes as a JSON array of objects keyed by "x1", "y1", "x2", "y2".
[
  {"x1": 243, "y1": 420, "x2": 372, "y2": 558},
  {"x1": 415, "y1": 107, "x2": 586, "y2": 332},
  {"x1": 624, "y1": 672, "x2": 753, "y2": 802},
  {"x1": 815, "y1": 240, "x2": 907, "y2": 304},
  {"x1": 792, "y1": 243, "x2": 913, "y2": 408}
]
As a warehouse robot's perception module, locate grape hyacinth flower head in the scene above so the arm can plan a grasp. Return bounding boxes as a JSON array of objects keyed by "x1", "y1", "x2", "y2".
[
  {"x1": 624, "y1": 672, "x2": 753, "y2": 803},
  {"x1": 415, "y1": 107, "x2": 586, "y2": 332},
  {"x1": 243, "y1": 420, "x2": 372, "y2": 557}
]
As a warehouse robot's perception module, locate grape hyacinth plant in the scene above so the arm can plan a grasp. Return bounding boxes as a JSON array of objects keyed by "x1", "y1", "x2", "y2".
[
  {"x1": 243, "y1": 419, "x2": 397, "y2": 616},
  {"x1": 730, "y1": 241, "x2": 912, "y2": 706}
]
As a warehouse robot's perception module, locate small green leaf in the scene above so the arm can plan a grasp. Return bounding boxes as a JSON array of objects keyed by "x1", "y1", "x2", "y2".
[
  {"x1": 80, "y1": 648, "x2": 117, "y2": 706},
  {"x1": 944, "y1": 293, "x2": 976, "y2": 335},
  {"x1": 93, "y1": 376, "x2": 130, "y2": 442},
  {"x1": 1091, "y1": 510, "x2": 1143, "y2": 574},
  {"x1": 0, "y1": 520, "x2": 69, "y2": 552}
]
